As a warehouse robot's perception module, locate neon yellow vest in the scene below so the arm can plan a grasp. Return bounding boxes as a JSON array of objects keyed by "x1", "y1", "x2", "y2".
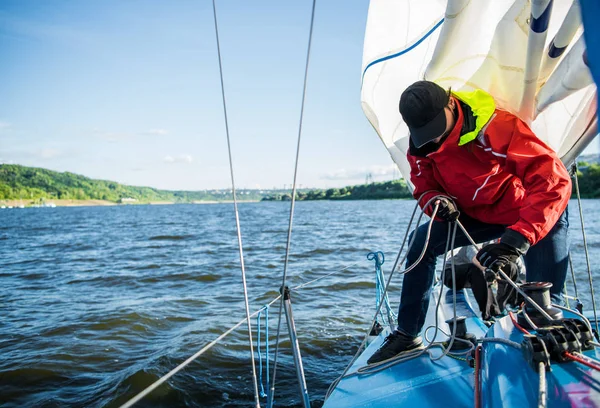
[{"x1": 451, "y1": 89, "x2": 496, "y2": 146}]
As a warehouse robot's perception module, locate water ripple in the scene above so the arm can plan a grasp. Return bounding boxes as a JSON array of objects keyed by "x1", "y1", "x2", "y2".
[{"x1": 0, "y1": 199, "x2": 598, "y2": 407}]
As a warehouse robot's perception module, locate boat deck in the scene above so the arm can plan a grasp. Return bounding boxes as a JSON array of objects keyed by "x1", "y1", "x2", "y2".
[{"x1": 324, "y1": 284, "x2": 600, "y2": 407}]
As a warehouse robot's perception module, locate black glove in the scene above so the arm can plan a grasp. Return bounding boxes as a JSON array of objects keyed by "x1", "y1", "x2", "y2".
[
  {"x1": 476, "y1": 243, "x2": 520, "y2": 272},
  {"x1": 476, "y1": 230, "x2": 530, "y2": 272},
  {"x1": 435, "y1": 198, "x2": 459, "y2": 222}
]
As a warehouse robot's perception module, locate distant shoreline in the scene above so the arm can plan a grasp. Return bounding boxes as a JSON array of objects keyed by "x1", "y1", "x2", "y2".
[
  {"x1": 0, "y1": 199, "x2": 260, "y2": 208},
  {"x1": 1, "y1": 199, "x2": 115, "y2": 207}
]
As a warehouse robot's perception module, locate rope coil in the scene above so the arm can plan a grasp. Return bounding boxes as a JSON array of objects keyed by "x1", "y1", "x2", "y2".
[{"x1": 368, "y1": 251, "x2": 397, "y2": 328}]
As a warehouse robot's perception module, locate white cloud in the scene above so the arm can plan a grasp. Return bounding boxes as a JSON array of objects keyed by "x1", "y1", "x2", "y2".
[
  {"x1": 39, "y1": 148, "x2": 62, "y2": 159},
  {"x1": 163, "y1": 154, "x2": 193, "y2": 164},
  {"x1": 0, "y1": 121, "x2": 12, "y2": 136},
  {"x1": 368, "y1": 164, "x2": 399, "y2": 177},
  {"x1": 320, "y1": 168, "x2": 352, "y2": 181},
  {"x1": 98, "y1": 132, "x2": 127, "y2": 142},
  {"x1": 94, "y1": 128, "x2": 168, "y2": 141},
  {"x1": 320, "y1": 164, "x2": 398, "y2": 181},
  {"x1": 92, "y1": 128, "x2": 132, "y2": 142},
  {"x1": 142, "y1": 129, "x2": 169, "y2": 136}
]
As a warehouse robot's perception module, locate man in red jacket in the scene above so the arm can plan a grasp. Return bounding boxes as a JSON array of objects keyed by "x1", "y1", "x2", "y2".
[{"x1": 368, "y1": 81, "x2": 571, "y2": 364}]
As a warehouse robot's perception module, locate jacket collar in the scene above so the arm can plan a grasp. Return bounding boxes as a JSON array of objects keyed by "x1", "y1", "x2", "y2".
[
  {"x1": 408, "y1": 89, "x2": 495, "y2": 157},
  {"x1": 452, "y1": 89, "x2": 496, "y2": 145}
]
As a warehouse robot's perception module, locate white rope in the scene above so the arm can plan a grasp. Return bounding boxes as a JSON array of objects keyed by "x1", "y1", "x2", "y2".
[
  {"x1": 119, "y1": 295, "x2": 281, "y2": 408},
  {"x1": 479, "y1": 337, "x2": 522, "y2": 350},
  {"x1": 568, "y1": 253, "x2": 580, "y2": 300},
  {"x1": 324, "y1": 201, "x2": 429, "y2": 398},
  {"x1": 292, "y1": 263, "x2": 359, "y2": 290},
  {"x1": 431, "y1": 223, "x2": 459, "y2": 361},
  {"x1": 269, "y1": 1, "x2": 317, "y2": 406},
  {"x1": 118, "y1": 261, "x2": 356, "y2": 408},
  {"x1": 211, "y1": 0, "x2": 261, "y2": 406},
  {"x1": 521, "y1": 307, "x2": 539, "y2": 331},
  {"x1": 538, "y1": 361, "x2": 547, "y2": 408},
  {"x1": 552, "y1": 304, "x2": 594, "y2": 335},
  {"x1": 354, "y1": 218, "x2": 462, "y2": 376},
  {"x1": 326, "y1": 199, "x2": 461, "y2": 396},
  {"x1": 455, "y1": 221, "x2": 555, "y2": 323}
]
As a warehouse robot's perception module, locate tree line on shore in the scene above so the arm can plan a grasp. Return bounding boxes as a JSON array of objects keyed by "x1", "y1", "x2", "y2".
[
  {"x1": 1, "y1": 163, "x2": 599, "y2": 204},
  {"x1": 262, "y1": 162, "x2": 600, "y2": 201}
]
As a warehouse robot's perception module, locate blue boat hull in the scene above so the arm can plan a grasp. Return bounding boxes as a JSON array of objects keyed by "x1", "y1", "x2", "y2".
[
  {"x1": 324, "y1": 283, "x2": 600, "y2": 407},
  {"x1": 482, "y1": 314, "x2": 600, "y2": 407}
]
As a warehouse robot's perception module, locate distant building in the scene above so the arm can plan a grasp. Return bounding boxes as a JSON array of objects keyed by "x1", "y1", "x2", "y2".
[{"x1": 118, "y1": 197, "x2": 138, "y2": 204}]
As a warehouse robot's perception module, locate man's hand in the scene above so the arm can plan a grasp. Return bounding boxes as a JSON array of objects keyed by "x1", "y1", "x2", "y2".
[
  {"x1": 476, "y1": 229, "x2": 530, "y2": 272},
  {"x1": 435, "y1": 198, "x2": 459, "y2": 222},
  {"x1": 476, "y1": 242, "x2": 521, "y2": 271}
]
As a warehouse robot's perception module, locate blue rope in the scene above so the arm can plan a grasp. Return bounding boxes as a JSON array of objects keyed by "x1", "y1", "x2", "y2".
[
  {"x1": 256, "y1": 306, "x2": 270, "y2": 399},
  {"x1": 367, "y1": 251, "x2": 396, "y2": 326},
  {"x1": 265, "y1": 306, "x2": 269, "y2": 398}
]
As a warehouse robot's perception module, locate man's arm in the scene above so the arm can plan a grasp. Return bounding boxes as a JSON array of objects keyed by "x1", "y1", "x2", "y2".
[
  {"x1": 407, "y1": 154, "x2": 446, "y2": 217},
  {"x1": 489, "y1": 111, "x2": 571, "y2": 246}
]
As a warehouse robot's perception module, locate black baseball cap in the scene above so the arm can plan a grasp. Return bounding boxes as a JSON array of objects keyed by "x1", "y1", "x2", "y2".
[{"x1": 399, "y1": 81, "x2": 450, "y2": 148}]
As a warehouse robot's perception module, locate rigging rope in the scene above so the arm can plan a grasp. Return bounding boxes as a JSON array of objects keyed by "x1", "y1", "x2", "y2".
[
  {"x1": 256, "y1": 306, "x2": 270, "y2": 399},
  {"x1": 293, "y1": 263, "x2": 359, "y2": 290},
  {"x1": 572, "y1": 164, "x2": 599, "y2": 336},
  {"x1": 326, "y1": 195, "x2": 497, "y2": 394},
  {"x1": 325, "y1": 198, "x2": 442, "y2": 398},
  {"x1": 328, "y1": 197, "x2": 473, "y2": 390},
  {"x1": 368, "y1": 251, "x2": 396, "y2": 328},
  {"x1": 324, "y1": 185, "x2": 597, "y2": 403},
  {"x1": 474, "y1": 345, "x2": 481, "y2": 408},
  {"x1": 118, "y1": 262, "x2": 354, "y2": 408},
  {"x1": 456, "y1": 221, "x2": 555, "y2": 322},
  {"x1": 521, "y1": 302, "x2": 540, "y2": 331},
  {"x1": 479, "y1": 337, "x2": 522, "y2": 350},
  {"x1": 431, "y1": 222, "x2": 459, "y2": 361},
  {"x1": 211, "y1": 0, "x2": 261, "y2": 406},
  {"x1": 118, "y1": 295, "x2": 281, "y2": 408},
  {"x1": 268, "y1": 1, "x2": 317, "y2": 406},
  {"x1": 538, "y1": 361, "x2": 547, "y2": 408},
  {"x1": 564, "y1": 351, "x2": 600, "y2": 371},
  {"x1": 552, "y1": 303, "x2": 594, "y2": 336},
  {"x1": 327, "y1": 196, "x2": 554, "y2": 396},
  {"x1": 567, "y1": 253, "x2": 581, "y2": 306},
  {"x1": 508, "y1": 311, "x2": 531, "y2": 335}
]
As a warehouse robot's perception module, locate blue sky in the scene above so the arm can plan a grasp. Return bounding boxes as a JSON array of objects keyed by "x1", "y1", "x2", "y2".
[
  {"x1": 2, "y1": 1, "x2": 597, "y2": 191},
  {"x1": 0, "y1": 0, "x2": 402, "y2": 190}
]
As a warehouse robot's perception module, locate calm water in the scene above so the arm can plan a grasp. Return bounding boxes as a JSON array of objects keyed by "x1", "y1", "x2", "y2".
[{"x1": 1, "y1": 199, "x2": 599, "y2": 407}]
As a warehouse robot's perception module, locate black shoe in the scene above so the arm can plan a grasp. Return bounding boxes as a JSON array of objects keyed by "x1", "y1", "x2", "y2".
[{"x1": 367, "y1": 330, "x2": 424, "y2": 364}]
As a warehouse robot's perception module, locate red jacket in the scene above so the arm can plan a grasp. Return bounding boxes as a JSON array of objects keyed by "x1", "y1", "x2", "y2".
[{"x1": 407, "y1": 95, "x2": 571, "y2": 246}]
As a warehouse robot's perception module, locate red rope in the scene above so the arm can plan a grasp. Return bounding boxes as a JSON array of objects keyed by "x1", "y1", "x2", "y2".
[
  {"x1": 563, "y1": 351, "x2": 600, "y2": 371},
  {"x1": 508, "y1": 311, "x2": 531, "y2": 335},
  {"x1": 474, "y1": 345, "x2": 482, "y2": 408}
]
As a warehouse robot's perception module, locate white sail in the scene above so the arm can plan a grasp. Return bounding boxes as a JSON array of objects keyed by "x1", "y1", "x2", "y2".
[{"x1": 361, "y1": 0, "x2": 598, "y2": 187}]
